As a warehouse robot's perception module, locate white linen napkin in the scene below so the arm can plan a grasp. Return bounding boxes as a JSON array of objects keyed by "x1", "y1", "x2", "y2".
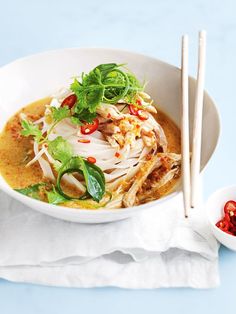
[{"x1": 0, "y1": 190, "x2": 219, "y2": 288}]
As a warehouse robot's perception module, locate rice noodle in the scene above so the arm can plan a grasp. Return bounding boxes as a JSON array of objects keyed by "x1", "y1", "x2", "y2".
[
  {"x1": 105, "y1": 194, "x2": 123, "y2": 209},
  {"x1": 53, "y1": 119, "x2": 78, "y2": 138},
  {"x1": 33, "y1": 117, "x2": 44, "y2": 125},
  {"x1": 33, "y1": 142, "x2": 55, "y2": 181},
  {"x1": 26, "y1": 145, "x2": 47, "y2": 167},
  {"x1": 107, "y1": 162, "x2": 143, "y2": 191},
  {"x1": 63, "y1": 174, "x2": 86, "y2": 193}
]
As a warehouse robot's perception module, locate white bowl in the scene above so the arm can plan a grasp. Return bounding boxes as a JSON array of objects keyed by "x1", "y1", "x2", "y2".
[
  {"x1": 206, "y1": 185, "x2": 236, "y2": 250},
  {"x1": 0, "y1": 48, "x2": 220, "y2": 223}
]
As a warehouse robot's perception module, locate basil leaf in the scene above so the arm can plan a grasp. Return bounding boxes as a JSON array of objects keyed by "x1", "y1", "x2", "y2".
[
  {"x1": 82, "y1": 161, "x2": 105, "y2": 202},
  {"x1": 56, "y1": 157, "x2": 105, "y2": 202},
  {"x1": 15, "y1": 183, "x2": 46, "y2": 200},
  {"x1": 56, "y1": 157, "x2": 84, "y2": 199},
  {"x1": 46, "y1": 186, "x2": 68, "y2": 205}
]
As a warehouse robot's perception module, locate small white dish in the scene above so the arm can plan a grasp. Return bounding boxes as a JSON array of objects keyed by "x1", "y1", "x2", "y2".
[{"x1": 206, "y1": 185, "x2": 236, "y2": 251}]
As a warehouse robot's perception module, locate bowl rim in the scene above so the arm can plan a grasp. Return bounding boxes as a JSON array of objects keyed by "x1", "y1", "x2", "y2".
[
  {"x1": 0, "y1": 46, "x2": 181, "y2": 73},
  {"x1": 206, "y1": 184, "x2": 236, "y2": 239},
  {"x1": 0, "y1": 47, "x2": 221, "y2": 217}
]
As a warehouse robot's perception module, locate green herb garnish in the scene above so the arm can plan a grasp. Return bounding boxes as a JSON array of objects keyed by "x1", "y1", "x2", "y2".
[
  {"x1": 15, "y1": 182, "x2": 67, "y2": 205},
  {"x1": 56, "y1": 156, "x2": 105, "y2": 202},
  {"x1": 21, "y1": 106, "x2": 71, "y2": 144},
  {"x1": 46, "y1": 186, "x2": 68, "y2": 205},
  {"x1": 70, "y1": 63, "x2": 143, "y2": 123},
  {"x1": 71, "y1": 109, "x2": 97, "y2": 125},
  {"x1": 51, "y1": 106, "x2": 71, "y2": 123},
  {"x1": 15, "y1": 183, "x2": 46, "y2": 200},
  {"x1": 48, "y1": 137, "x2": 105, "y2": 202},
  {"x1": 21, "y1": 120, "x2": 43, "y2": 143},
  {"x1": 41, "y1": 106, "x2": 72, "y2": 143},
  {"x1": 48, "y1": 136, "x2": 73, "y2": 164}
]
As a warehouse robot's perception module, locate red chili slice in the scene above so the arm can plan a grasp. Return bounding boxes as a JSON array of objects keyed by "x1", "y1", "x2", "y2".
[
  {"x1": 224, "y1": 200, "x2": 236, "y2": 214},
  {"x1": 216, "y1": 219, "x2": 230, "y2": 231},
  {"x1": 229, "y1": 223, "x2": 236, "y2": 231},
  {"x1": 87, "y1": 156, "x2": 96, "y2": 164},
  {"x1": 136, "y1": 99, "x2": 142, "y2": 106},
  {"x1": 215, "y1": 199, "x2": 236, "y2": 236},
  {"x1": 128, "y1": 104, "x2": 139, "y2": 116},
  {"x1": 224, "y1": 212, "x2": 231, "y2": 222},
  {"x1": 115, "y1": 152, "x2": 121, "y2": 158},
  {"x1": 225, "y1": 230, "x2": 234, "y2": 235},
  {"x1": 81, "y1": 118, "x2": 99, "y2": 135},
  {"x1": 128, "y1": 105, "x2": 149, "y2": 121},
  {"x1": 78, "y1": 139, "x2": 91, "y2": 144},
  {"x1": 61, "y1": 94, "x2": 77, "y2": 109},
  {"x1": 231, "y1": 215, "x2": 236, "y2": 226}
]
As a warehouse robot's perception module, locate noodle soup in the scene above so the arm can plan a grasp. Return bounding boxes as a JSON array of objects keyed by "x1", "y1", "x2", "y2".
[{"x1": 0, "y1": 63, "x2": 181, "y2": 209}]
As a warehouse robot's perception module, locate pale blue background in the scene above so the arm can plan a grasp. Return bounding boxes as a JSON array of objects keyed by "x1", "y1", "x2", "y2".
[{"x1": 0, "y1": 0, "x2": 236, "y2": 313}]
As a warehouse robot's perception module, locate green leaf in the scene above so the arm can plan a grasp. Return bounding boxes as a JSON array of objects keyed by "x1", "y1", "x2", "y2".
[
  {"x1": 70, "y1": 79, "x2": 82, "y2": 96},
  {"x1": 52, "y1": 160, "x2": 62, "y2": 172},
  {"x1": 46, "y1": 186, "x2": 68, "y2": 204},
  {"x1": 21, "y1": 119, "x2": 43, "y2": 142},
  {"x1": 48, "y1": 136, "x2": 73, "y2": 164},
  {"x1": 70, "y1": 63, "x2": 143, "y2": 119},
  {"x1": 51, "y1": 106, "x2": 71, "y2": 123},
  {"x1": 56, "y1": 156, "x2": 84, "y2": 199},
  {"x1": 95, "y1": 63, "x2": 118, "y2": 74},
  {"x1": 15, "y1": 183, "x2": 46, "y2": 200},
  {"x1": 83, "y1": 67, "x2": 102, "y2": 86},
  {"x1": 72, "y1": 110, "x2": 97, "y2": 124},
  {"x1": 124, "y1": 73, "x2": 143, "y2": 103},
  {"x1": 70, "y1": 116, "x2": 83, "y2": 125},
  {"x1": 83, "y1": 161, "x2": 105, "y2": 202},
  {"x1": 48, "y1": 140, "x2": 105, "y2": 201},
  {"x1": 72, "y1": 81, "x2": 104, "y2": 112},
  {"x1": 56, "y1": 156, "x2": 105, "y2": 202},
  {"x1": 70, "y1": 79, "x2": 87, "y2": 111}
]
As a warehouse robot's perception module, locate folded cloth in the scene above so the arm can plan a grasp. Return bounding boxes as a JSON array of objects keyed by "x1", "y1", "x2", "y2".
[{"x1": 0, "y1": 190, "x2": 219, "y2": 288}]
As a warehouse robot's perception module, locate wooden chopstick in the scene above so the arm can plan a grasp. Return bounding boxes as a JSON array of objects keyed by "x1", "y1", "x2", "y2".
[
  {"x1": 181, "y1": 35, "x2": 191, "y2": 218},
  {"x1": 190, "y1": 30, "x2": 206, "y2": 208}
]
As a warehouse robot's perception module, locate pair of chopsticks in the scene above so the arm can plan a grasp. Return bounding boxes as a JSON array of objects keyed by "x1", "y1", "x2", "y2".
[{"x1": 181, "y1": 30, "x2": 206, "y2": 218}]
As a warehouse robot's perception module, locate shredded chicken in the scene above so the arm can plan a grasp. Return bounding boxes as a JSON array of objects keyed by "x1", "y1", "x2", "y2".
[
  {"x1": 97, "y1": 104, "x2": 167, "y2": 154},
  {"x1": 122, "y1": 155, "x2": 162, "y2": 207},
  {"x1": 138, "y1": 153, "x2": 181, "y2": 202},
  {"x1": 97, "y1": 103, "x2": 124, "y2": 120},
  {"x1": 145, "y1": 105, "x2": 157, "y2": 114},
  {"x1": 122, "y1": 153, "x2": 181, "y2": 207},
  {"x1": 99, "y1": 122, "x2": 121, "y2": 134},
  {"x1": 141, "y1": 129, "x2": 157, "y2": 148}
]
